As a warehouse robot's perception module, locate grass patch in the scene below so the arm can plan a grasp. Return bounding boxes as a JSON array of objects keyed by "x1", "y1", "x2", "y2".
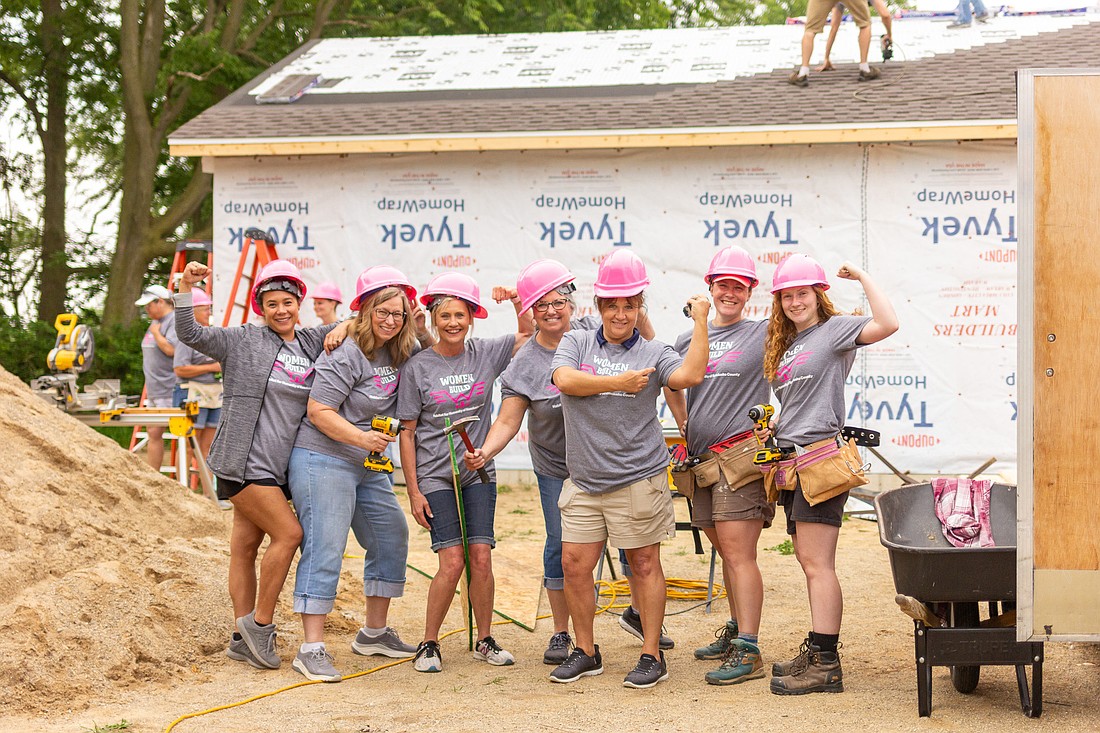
[
  {"x1": 509, "y1": 508, "x2": 530, "y2": 515},
  {"x1": 83, "y1": 723, "x2": 131, "y2": 733},
  {"x1": 766, "y1": 539, "x2": 794, "y2": 556}
]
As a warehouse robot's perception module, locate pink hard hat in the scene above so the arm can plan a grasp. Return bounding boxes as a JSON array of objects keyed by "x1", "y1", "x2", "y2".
[
  {"x1": 191, "y1": 289, "x2": 213, "y2": 307},
  {"x1": 706, "y1": 246, "x2": 759, "y2": 287},
  {"x1": 517, "y1": 259, "x2": 575, "y2": 314},
  {"x1": 311, "y1": 281, "x2": 343, "y2": 303},
  {"x1": 251, "y1": 259, "x2": 307, "y2": 315},
  {"x1": 770, "y1": 253, "x2": 830, "y2": 294},
  {"x1": 593, "y1": 250, "x2": 649, "y2": 298},
  {"x1": 420, "y1": 272, "x2": 488, "y2": 319},
  {"x1": 350, "y1": 265, "x2": 417, "y2": 311}
]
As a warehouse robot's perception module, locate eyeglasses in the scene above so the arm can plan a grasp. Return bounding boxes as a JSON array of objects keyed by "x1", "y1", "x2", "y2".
[
  {"x1": 533, "y1": 298, "x2": 570, "y2": 313},
  {"x1": 373, "y1": 308, "x2": 407, "y2": 323}
]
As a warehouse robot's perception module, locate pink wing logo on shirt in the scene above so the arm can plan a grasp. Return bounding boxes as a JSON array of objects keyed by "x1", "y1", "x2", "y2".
[
  {"x1": 272, "y1": 361, "x2": 315, "y2": 385},
  {"x1": 706, "y1": 350, "x2": 743, "y2": 374},
  {"x1": 579, "y1": 363, "x2": 596, "y2": 375},
  {"x1": 545, "y1": 384, "x2": 561, "y2": 396},
  {"x1": 429, "y1": 381, "x2": 487, "y2": 409},
  {"x1": 775, "y1": 352, "x2": 812, "y2": 383},
  {"x1": 373, "y1": 373, "x2": 400, "y2": 395}
]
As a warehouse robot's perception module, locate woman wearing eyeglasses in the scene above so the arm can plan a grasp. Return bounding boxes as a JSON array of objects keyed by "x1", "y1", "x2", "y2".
[{"x1": 286, "y1": 266, "x2": 433, "y2": 681}]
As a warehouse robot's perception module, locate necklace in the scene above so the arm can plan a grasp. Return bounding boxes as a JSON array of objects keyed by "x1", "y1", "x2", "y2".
[{"x1": 433, "y1": 341, "x2": 470, "y2": 379}]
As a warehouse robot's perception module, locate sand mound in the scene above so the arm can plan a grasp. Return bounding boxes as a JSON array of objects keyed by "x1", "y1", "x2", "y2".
[{"x1": 0, "y1": 365, "x2": 231, "y2": 713}]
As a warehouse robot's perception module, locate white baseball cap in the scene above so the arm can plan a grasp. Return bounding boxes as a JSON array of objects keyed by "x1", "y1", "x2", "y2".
[{"x1": 135, "y1": 285, "x2": 172, "y2": 306}]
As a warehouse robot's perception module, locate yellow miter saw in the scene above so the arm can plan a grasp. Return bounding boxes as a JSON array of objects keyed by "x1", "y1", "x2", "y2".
[
  {"x1": 32, "y1": 314, "x2": 118, "y2": 411},
  {"x1": 47, "y1": 314, "x2": 94, "y2": 374}
]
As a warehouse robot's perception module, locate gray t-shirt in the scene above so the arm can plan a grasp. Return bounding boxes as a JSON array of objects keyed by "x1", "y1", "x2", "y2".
[
  {"x1": 173, "y1": 341, "x2": 217, "y2": 385},
  {"x1": 673, "y1": 319, "x2": 769, "y2": 455},
  {"x1": 499, "y1": 316, "x2": 602, "y2": 479},
  {"x1": 141, "y1": 309, "x2": 177, "y2": 400},
  {"x1": 243, "y1": 339, "x2": 315, "y2": 484},
  {"x1": 396, "y1": 335, "x2": 515, "y2": 494},
  {"x1": 769, "y1": 315, "x2": 871, "y2": 448},
  {"x1": 294, "y1": 339, "x2": 402, "y2": 467},
  {"x1": 551, "y1": 329, "x2": 682, "y2": 495}
]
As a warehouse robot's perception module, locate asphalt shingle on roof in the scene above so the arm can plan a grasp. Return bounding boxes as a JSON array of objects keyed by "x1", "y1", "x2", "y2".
[{"x1": 171, "y1": 21, "x2": 1100, "y2": 143}]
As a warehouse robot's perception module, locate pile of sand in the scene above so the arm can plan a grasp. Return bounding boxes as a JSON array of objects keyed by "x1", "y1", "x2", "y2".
[{"x1": 0, "y1": 365, "x2": 231, "y2": 714}]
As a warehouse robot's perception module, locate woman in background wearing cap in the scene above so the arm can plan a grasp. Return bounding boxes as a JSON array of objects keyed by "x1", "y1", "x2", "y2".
[
  {"x1": 548, "y1": 250, "x2": 710, "y2": 689},
  {"x1": 762, "y1": 255, "x2": 896, "y2": 696},
  {"x1": 311, "y1": 281, "x2": 343, "y2": 325},
  {"x1": 174, "y1": 259, "x2": 348, "y2": 672},
  {"x1": 662, "y1": 246, "x2": 773, "y2": 686},
  {"x1": 395, "y1": 272, "x2": 533, "y2": 673},
  {"x1": 172, "y1": 287, "x2": 222, "y2": 483},
  {"x1": 286, "y1": 266, "x2": 433, "y2": 682}
]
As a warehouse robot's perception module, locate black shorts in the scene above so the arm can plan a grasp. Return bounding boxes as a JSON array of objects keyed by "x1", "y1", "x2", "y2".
[
  {"x1": 777, "y1": 476, "x2": 848, "y2": 535},
  {"x1": 216, "y1": 475, "x2": 291, "y2": 502}
]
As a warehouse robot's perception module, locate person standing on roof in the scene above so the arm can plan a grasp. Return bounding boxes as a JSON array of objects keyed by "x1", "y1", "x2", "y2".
[
  {"x1": 311, "y1": 282, "x2": 343, "y2": 325},
  {"x1": 396, "y1": 272, "x2": 534, "y2": 674},
  {"x1": 287, "y1": 266, "x2": 434, "y2": 682},
  {"x1": 818, "y1": 1, "x2": 895, "y2": 71},
  {"x1": 174, "y1": 259, "x2": 348, "y2": 673},
  {"x1": 761, "y1": 254, "x2": 896, "y2": 695},
  {"x1": 548, "y1": 250, "x2": 710, "y2": 689},
  {"x1": 135, "y1": 284, "x2": 177, "y2": 471},
  {"x1": 947, "y1": 0, "x2": 991, "y2": 29},
  {"x1": 789, "y1": 0, "x2": 881, "y2": 87}
]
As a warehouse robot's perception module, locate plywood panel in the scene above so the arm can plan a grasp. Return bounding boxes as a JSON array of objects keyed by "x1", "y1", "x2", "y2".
[
  {"x1": 1032, "y1": 74, "x2": 1100, "y2": 574},
  {"x1": 1034, "y1": 569, "x2": 1100, "y2": 637}
]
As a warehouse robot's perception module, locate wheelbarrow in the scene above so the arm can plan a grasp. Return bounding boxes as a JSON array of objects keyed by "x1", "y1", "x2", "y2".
[{"x1": 874, "y1": 482, "x2": 1043, "y2": 718}]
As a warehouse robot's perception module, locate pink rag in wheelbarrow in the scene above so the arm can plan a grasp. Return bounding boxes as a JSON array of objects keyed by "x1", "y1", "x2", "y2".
[{"x1": 931, "y1": 478, "x2": 994, "y2": 548}]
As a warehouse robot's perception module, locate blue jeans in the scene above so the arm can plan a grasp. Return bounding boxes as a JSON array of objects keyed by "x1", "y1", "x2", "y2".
[
  {"x1": 288, "y1": 447, "x2": 409, "y2": 615},
  {"x1": 536, "y1": 473, "x2": 566, "y2": 590},
  {"x1": 424, "y1": 483, "x2": 497, "y2": 552},
  {"x1": 957, "y1": 0, "x2": 987, "y2": 23}
]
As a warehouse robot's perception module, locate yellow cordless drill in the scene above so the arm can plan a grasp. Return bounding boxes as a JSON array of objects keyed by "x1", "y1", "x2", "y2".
[
  {"x1": 748, "y1": 404, "x2": 790, "y2": 465},
  {"x1": 364, "y1": 415, "x2": 404, "y2": 473}
]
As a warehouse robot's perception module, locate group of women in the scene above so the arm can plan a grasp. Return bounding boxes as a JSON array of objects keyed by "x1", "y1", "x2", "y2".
[{"x1": 172, "y1": 242, "x2": 896, "y2": 693}]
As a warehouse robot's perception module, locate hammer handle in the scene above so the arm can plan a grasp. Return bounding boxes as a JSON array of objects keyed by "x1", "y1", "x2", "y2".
[{"x1": 457, "y1": 431, "x2": 492, "y2": 484}]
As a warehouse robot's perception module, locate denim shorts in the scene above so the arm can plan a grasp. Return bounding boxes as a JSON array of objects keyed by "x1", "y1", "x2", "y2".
[
  {"x1": 173, "y1": 384, "x2": 221, "y2": 429},
  {"x1": 536, "y1": 473, "x2": 566, "y2": 590},
  {"x1": 424, "y1": 483, "x2": 497, "y2": 552},
  {"x1": 288, "y1": 447, "x2": 409, "y2": 614}
]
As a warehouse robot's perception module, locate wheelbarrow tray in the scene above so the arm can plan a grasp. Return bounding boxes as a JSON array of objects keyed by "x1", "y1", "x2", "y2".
[{"x1": 874, "y1": 482, "x2": 1017, "y2": 603}]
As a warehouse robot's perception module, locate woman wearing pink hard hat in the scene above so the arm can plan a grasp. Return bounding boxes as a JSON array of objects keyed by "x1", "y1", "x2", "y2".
[
  {"x1": 174, "y1": 258, "x2": 349, "y2": 672},
  {"x1": 761, "y1": 253, "x2": 897, "y2": 696},
  {"x1": 311, "y1": 281, "x2": 344, "y2": 325},
  {"x1": 548, "y1": 249, "x2": 710, "y2": 689},
  {"x1": 396, "y1": 271, "x2": 533, "y2": 673},
  {"x1": 660, "y1": 245, "x2": 774, "y2": 686},
  {"x1": 286, "y1": 265, "x2": 434, "y2": 681}
]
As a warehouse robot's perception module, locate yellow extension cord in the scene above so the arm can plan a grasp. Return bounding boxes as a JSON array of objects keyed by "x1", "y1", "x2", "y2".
[{"x1": 163, "y1": 567, "x2": 724, "y2": 731}]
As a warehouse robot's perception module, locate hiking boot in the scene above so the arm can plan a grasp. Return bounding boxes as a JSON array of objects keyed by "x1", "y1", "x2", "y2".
[
  {"x1": 769, "y1": 645, "x2": 843, "y2": 695},
  {"x1": 351, "y1": 627, "x2": 417, "y2": 658},
  {"x1": 975, "y1": 12, "x2": 990, "y2": 23},
  {"x1": 772, "y1": 633, "x2": 812, "y2": 677},
  {"x1": 881, "y1": 35, "x2": 893, "y2": 61},
  {"x1": 858, "y1": 66, "x2": 881, "y2": 81},
  {"x1": 623, "y1": 651, "x2": 669, "y2": 689},
  {"x1": 473, "y1": 635, "x2": 515, "y2": 666},
  {"x1": 550, "y1": 645, "x2": 603, "y2": 683},
  {"x1": 694, "y1": 619, "x2": 738, "y2": 660},
  {"x1": 236, "y1": 611, "x2": 280, "y2": 669},
  {"x1": 413, "y1": 640, "x2": 443, "y2": 673},
  {"x1": 788, "y1": 71, "x2": 809, "y2": 88},
  {"x1": 543, "y1": 631, "x2": 573, "y2": 665},
  {"x1": 292, "y1": 646, "x2": 342, "y2": 682},
  {"x1": 947, "y1": 21, "x2": 971, "y2": 29},
  {"x1": 225, "y1": 636, "x2": 264, "y2": 669},
  {"x1": 705, "y1": 639, "x2": 765, "y2": 686},
  {"x1": 619, "y1": 606, "x2": 674, "y2": 650}
]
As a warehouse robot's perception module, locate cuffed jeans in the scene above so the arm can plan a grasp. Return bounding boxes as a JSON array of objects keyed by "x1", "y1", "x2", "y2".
[{"x1": 536, "y1": 473, "x2": 566, "y2": 590}]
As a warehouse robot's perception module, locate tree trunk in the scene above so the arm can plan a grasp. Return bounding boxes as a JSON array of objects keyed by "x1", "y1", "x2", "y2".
[{"x1": 36, "y1": 0, "x2": 68, "y2": 323}]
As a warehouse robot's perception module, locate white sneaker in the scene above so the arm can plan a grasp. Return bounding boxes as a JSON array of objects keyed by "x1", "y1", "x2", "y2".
[
  {"x1": 413, "y1": 640, "x2": 443, "y2": 673},
  {"x1": 473, "y1": 635, "x2": 515, "y2": 666}
]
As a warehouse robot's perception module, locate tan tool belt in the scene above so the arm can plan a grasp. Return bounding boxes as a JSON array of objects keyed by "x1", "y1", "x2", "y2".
[
  {"x1": 793, "y1": 435, "x2": 868, "y2": 506},
  {"x1": 181, "y1": 381, "x2": 224, "y2": 409},
  {"x1": 713, "y1": 433, "x2": 761, "y2": 491}
]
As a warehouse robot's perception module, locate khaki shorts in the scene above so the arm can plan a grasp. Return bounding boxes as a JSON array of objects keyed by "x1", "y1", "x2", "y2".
[
  {"x1": 690, "y1": 477, "x2": 775, "y2": 530},
  {"x1": 806, "y1": 0, "x2": 871, "y2": 33},
  {"x1": 559, "y1": 472, "x2": 676, "y2": 549}
]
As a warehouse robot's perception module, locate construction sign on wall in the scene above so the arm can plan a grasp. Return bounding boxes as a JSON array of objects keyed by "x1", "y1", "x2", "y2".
[{"x1": 210, "y1": 141, "x2": 1017, "y2": 475}]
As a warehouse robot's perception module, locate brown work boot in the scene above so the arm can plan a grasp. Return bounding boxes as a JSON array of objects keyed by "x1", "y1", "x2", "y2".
[
  {"x1": 769, "y1": 644, "x2": 843, "y2": 695},
  {"x1": 771, "y1": 633, "x2": 812, "y2": 677},
  {"x1": 787, "y1": 70, "x2": 808, "y2": 88},
  {"x1": 858, "y1": 66, "x2": 881, "y2": 81}
]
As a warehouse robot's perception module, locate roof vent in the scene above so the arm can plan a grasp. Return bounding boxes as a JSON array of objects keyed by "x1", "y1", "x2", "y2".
[{"x1": 255, "y1": 74, "x2": 320, "y2": 104}]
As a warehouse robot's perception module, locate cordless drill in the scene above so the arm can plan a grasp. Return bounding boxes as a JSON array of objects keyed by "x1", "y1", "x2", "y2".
[
  {"x1": 364, "y1": 415, "x2": 404, "y2": 473},
  {"x1": 748, "y1": 404, "x2": 790, "y2": 465}
]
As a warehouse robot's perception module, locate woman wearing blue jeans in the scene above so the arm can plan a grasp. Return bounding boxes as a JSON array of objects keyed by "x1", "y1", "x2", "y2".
[{"x1": 287, "y1": 266, "x2": 432, "y2": 681}]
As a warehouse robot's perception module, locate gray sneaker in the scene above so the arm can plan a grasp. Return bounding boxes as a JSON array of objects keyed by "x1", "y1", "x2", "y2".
[
  {"x1": 351, "y1": 627, "x2": 417, "y2": 658},
  {"x1": 225, "y1": 636, "x2": 264, "y2": 669},
  {"x1": 623, "y1": 651, "x2": 669, "y2": 689},
  {"x1": 619, "y1": 605, "x2": 675, "y2": 650},
  {"x1": 543, "y1": 631, "x2": 573, "y2": 665},
  {"x1": 236, "y1": 611, "x2": 281, "y2": 669},
  {"x1": 292, "y1": 646, "x2": 342, "y2": 682}
]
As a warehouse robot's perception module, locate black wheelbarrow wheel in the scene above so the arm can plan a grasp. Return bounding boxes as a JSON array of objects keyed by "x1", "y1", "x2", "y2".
[{"x1": 951, "y1": 602, "x2": 981, "y2": 693}]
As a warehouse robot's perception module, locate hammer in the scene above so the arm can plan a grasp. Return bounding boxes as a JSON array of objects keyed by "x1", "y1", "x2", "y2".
[{"x1": 444, "y1": 415, "x2": 491, "y2": 484}]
